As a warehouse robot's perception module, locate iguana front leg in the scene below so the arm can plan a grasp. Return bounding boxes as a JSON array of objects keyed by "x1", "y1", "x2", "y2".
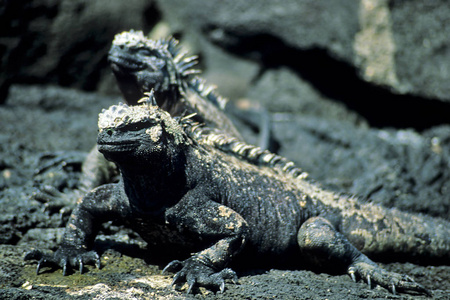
[
  {"x1": 297, "y1": 217, "x2": 431, "y2": 296},
  {"x1": 25, "y1": 182, "x2": 129, "y2": 275},
  {"x1": 163, "y1": 190, "x2": 248, "y2": 293}
]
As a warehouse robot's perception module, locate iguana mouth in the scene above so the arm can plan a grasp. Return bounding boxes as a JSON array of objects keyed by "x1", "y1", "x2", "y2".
[
  {"x1": 108, "y1": 54, "x2": 146, "y2": 72},
  {"x1": 97, "y1": 140, "x2": 139, "y2": 153}
]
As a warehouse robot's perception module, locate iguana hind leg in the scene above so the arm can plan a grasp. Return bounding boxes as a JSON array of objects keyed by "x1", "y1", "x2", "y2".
[
  {"x1": 297, "y1": 216, "x2": 431, "y2": 296},
  {"x1": 164, "y1": 193, "x2": 247, "y2": 293}
]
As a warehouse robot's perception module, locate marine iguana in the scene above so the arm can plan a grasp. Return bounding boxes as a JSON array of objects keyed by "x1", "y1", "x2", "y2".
[
  {"x1": 108, "y1": 30, "x2": 242, "y2": 140},
  {"x1": 33, "y1": 30, "x2": 245, "y2": 211},
  {"x1": 26, "y1": 93, "x2": 450, "y2": 296}
]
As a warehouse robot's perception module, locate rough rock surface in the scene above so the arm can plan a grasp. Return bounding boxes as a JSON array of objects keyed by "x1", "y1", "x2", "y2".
[
  {"x1": 0, "y1": 0, "x2": 157, "y2": 102},
  {"x1": 1, "y1": 0, "x2": 450, "y2": 299},
  {"x1": 1, "y1": 86, "x2": 449, "y2": 299},
  {"x1": 157, "y1": 0, "x2": 450, "y2": 102},
  {"x1": 248, "y1": 68, "x2": 450, "y2": 219}
]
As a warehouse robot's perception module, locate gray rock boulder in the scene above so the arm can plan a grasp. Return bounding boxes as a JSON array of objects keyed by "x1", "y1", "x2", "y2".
[
  {"x1": 0, "y1": 0, "x2": 157, "y2": 102},
  {"x1": 157, "y1": 0, "x2": 450, "y2": 102}
]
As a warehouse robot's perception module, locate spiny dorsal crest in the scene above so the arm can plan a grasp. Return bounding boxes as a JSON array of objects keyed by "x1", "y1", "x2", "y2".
[
  {"x1": 112, "y1": 30, "x2": 200, "y2": 79},
  {"x1": 189, "y1": 77, "x2": 227, "y2": 110},
  {"x1": 98, "y1": 92, "x2": 188, "y2": 145},
  {"x1": 187, "y1": 124, "x2": 309, "y2": 179},
  {"x1": 138, "y1": 89, "x2": 158, "y2": 107},
  {"x1": 112, "y1": 30, "x2": 228, "y2": 110}
]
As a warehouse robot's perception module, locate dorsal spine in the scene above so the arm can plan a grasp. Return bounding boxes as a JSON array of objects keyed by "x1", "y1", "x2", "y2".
[{"x1": 184, "y1": 121, "x2": 308, "y2": 179}]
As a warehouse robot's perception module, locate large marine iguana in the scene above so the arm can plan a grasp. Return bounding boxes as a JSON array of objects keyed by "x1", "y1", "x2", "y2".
[
  {"x1": 26, "y1": 93, "x2": 450, "y2": 296},
  {"x1": 33, "y1": 30, "x2": 244, "y2": 211}
]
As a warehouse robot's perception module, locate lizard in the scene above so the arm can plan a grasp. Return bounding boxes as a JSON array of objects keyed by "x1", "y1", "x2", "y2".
[
  {"x1": 32, "y1": 30, "x2": 245, "y2": 212},
  {"x1": 25, "y1": 93, "x2": 450, "y2": 296}
]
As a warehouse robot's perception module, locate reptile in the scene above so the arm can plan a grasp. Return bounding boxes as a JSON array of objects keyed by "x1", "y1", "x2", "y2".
[
  {"x1": 33, "y1": 30, "x2": 245, "y2": 211},
  {"x1": 26, "y1": 93, "x2": 450, "y2": 296},
  {"x1": 108, "y1": 30, "x2": 242, "y2": 139}
]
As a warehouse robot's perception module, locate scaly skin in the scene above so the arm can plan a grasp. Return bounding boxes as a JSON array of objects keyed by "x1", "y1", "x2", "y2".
[
  {"x1": 33, "y1": 31, "x2": 243, "y2": 211},
  {"x1": 107, "y1": 30, "x2": 242, "y2": 139},
  {"x1": 26, "y1": 94, "x2": 450, "y2": 296},
  {"x1": 80, "y1": 30, "x2": 243, "y2": 192}
]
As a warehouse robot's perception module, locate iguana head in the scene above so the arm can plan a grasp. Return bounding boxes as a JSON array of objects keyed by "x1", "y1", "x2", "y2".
[
  {"x1": 97, "y1": 91, "x2": 190, "y2": 167},
  {"x1": 108, "y1": 30, "x2": 199, "y2": 106}
]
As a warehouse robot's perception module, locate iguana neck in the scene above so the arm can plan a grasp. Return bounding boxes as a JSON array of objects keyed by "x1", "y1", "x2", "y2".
[
  {"x1": 154, "y1": 86, "x2": 187, "y2": 117},
  {"x1": 117, "y1": 149, "x2": 189, "y2": 215}
]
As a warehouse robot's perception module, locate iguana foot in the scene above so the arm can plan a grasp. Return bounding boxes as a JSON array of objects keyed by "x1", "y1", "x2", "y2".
[
  {"x1": 297, "y1": 217, "x2": 432, "y2": 297},
  {"x1": 348, "y1": 261, "x2": 431, "y2": 296},
  {"x1": 163, "y1": 258, "x2": 238, "y2": 294},
  {"x1": 25, "y1": 248, "x2": 100, "y2": 276}
]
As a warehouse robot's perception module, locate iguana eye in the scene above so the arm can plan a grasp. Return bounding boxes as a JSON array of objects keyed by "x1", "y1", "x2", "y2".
[
  {"x1": 137, "y1": 48, "x2": 152, "y2": 56},
  {"x1": 124, "y1": 121, "x2": 153, "y2": 132}
]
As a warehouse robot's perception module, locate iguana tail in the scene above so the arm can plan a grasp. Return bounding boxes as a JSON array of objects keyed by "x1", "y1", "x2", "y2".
[{"x1": 299, "y1": 179, "x2": 450, "y2": 264}]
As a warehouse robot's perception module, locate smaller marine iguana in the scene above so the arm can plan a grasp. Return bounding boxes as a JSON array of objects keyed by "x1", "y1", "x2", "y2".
[
  {"x1": 26, "y1": 93, "x2": 450, "y2": 296},
  {"x1": 33, "y1": 30, "x2": 244, "y2": 211}
]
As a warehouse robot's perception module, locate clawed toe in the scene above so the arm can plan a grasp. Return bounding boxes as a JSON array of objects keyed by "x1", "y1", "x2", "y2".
[
  {"x1": 24, "y1": 248, "x2": 100, "y2": 276},
  {"x1": 391, "y1": 283, "x2": 396, "y2": 295},
  {"x1": 186, "y1": 278, "x2": 196, "y2": 294},
  {"x1": 163, "y1": 260, "x2": 182, "y2": 274},
  {"x1": 348, "y1": 261, "x2": 432, "y2": 296},
  {"x1": 164, "y1": 258, "x2": 238, "y2": 294},
  {"x1": 170, "y1": 271, "x2": 184, "y2": 286},
  {"x1": 348, "y1": 266, "x2": 357, "y2": 282}
]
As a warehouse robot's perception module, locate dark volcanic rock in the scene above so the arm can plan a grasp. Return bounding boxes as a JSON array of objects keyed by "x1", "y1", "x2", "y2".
[
  {"x1": 246, "y1": 67, "x2": 450, "y2": 219},
  {"x1": 272, "y1": 116, "x2": 450, "y2": 219},
  {"x1": 157, "y1": 0, "x2": 450, "y2": 103},
  {"x1": 157, "y1": 0, "x2": 359, "y2": 61},
  {"x1": 389, "y1": 1, "x2": 450, "y2": 100},
  {"x1": 246, "y1": 67, "x2": 365, "y2": 125},
  {"x1": 0, "y1": 0, "x2": 158, "y2": 102}
]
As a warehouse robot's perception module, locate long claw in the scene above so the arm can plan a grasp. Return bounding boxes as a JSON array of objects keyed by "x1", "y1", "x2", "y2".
[
  {"x1": 186, "y1": 279, "x2": 195, "y2": 294},
  {"x1": 62, "y1": 259, "x2": 68, "y2": 276},
  {"x1": 171, "y1": 272, "x2": 181, "y2": 286},
  {"x1": 96, "y1": 255, "x2": 101, "y2": 269},
  {"x1": 350, "y1": 261, "x2": 432, "y2": 296},
  {"x1": 163, "y1": 260, "x2": 182, "y2": 274},
  {"x1": 162, "y1": 265, "x2": 171, "y2": 274},
  {"x1": 348, "y1": 267, "x2": 356, "y2": 282},
  {"x1": 36, "y1": 259, "x2": 43, "y2": 275},
  {"x1": 79, "y1": 259, "x2": 83, "y2": 274},
  {"x1": 164, "y1": 259, "x2": 238, "y2": 294}
]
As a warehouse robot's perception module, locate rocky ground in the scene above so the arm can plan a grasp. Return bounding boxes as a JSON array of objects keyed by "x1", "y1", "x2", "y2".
[{"x1": 1, "y1": 0, "x2": 450, "y2": 299}]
